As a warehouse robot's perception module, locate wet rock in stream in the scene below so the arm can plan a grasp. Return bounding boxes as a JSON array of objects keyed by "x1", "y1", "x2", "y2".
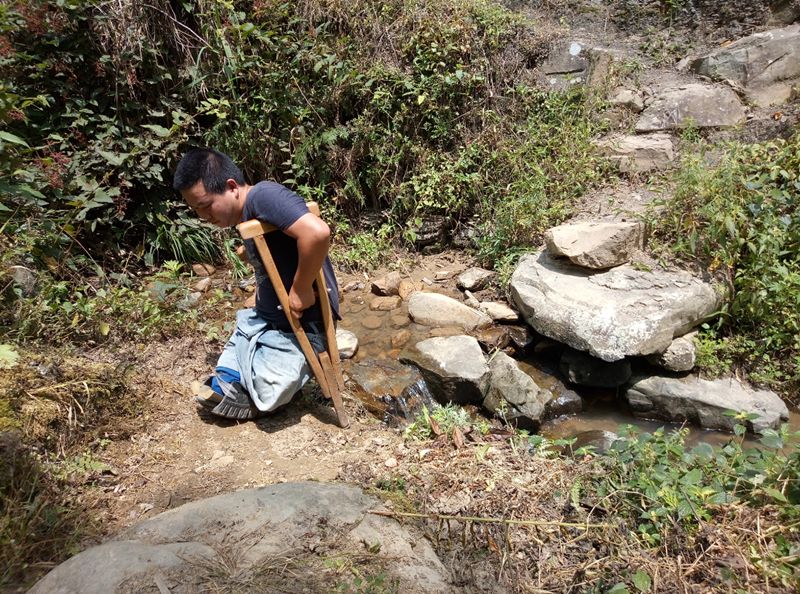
[
  {"x1": 401, "y1": 335, "x2": 490, "y2": 405},
  {"x1": 408, "y1": 292, "x2": 491, "y2": 331},
  {"x1": 348, "y1": 359, "x2": 435, "y2": 424}
]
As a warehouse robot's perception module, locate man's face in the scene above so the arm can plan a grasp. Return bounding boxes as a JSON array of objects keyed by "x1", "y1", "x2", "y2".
[{"x1": 181, "y1": 179, "x2": 242, "y2": 228}]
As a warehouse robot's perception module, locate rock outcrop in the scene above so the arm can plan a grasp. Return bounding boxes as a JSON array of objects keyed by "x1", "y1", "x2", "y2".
[
  {"x1": 30, "y1": 483, "x2": 454, "y2": 594},
  {"x1": 691, "y1": 25, "x2": 800, "y2": 106},
  {"x1": 636, "y1": 83, "x2": 747, "y2": 131},
  {"x1": 510, "y1": 251, "x2": 722, "y2": 362},
  {"x1": 594, "y1": 134, "x2": 676, "y2": 173}
]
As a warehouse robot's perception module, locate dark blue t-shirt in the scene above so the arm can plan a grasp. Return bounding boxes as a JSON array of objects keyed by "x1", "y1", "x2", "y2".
[{"x1": 242, "y1": 181, "x2": 340, "y2": 331}]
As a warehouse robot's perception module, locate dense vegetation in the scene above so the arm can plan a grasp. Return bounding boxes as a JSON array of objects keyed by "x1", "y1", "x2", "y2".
[
  {"x1": 656, "y1": 134, "x2": 800, "y2": 396},
  {"x1": 1, "y1": 0, "x2": 799, "y2": 590}
]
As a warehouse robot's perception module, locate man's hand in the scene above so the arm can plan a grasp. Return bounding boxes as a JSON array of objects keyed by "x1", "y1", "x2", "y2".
[
  {"x1": 288, "y1": 283, "x2": 316, "y2": 319},
  {"x1": 235, "y1": 244, "x2": 250, "y2": 265}
]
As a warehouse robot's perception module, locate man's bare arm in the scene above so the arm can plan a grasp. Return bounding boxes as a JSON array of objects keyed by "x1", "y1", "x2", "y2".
[{"x1": 283, "y1": 212, "x2": 331, "y2": 319}]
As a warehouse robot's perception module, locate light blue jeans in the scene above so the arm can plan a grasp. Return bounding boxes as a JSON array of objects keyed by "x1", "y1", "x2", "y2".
[{"x1": 215, "y1": 308, "x2": 325, "y2": 412}]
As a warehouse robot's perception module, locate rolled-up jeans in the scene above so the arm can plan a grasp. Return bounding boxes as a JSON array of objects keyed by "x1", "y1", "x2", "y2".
[{"x1": 212, "y1": 308, "x2": 326, "y2": 412}]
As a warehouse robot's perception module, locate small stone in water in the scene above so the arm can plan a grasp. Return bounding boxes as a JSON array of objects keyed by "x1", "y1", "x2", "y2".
[
  {"x1": 370, "y1": 296, "x2": 402, "y2": 311},
  {"x1": 390, "y1": 314, "x2": 411, "y2": 328},
  {"x1": 391, "y1": 329, "x2": 412, "y2": 348},
  {"x1": 361, "y1": 315, "x2": 382, "y2": 330},
  {"x1": 398, "y1": 279, "x2": 417, "y2": 300}
]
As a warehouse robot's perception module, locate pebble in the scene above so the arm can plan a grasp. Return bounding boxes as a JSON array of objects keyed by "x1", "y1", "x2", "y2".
[
  {"x1": 343, "y1": 281, "x2": 364, "y2": 292},
  {"x1": 391, "y1": 329, "x2": 411, "y2": 348},
  {"x1": 361, "y1": 315, "x2": 382, "y2": 330},
  {"x1": 192, "y1": 263, "x2": 216, "y2": 277},
  {"x1": 370, "y1": 296, "x2": 402, "y2": 311},
  {"x1": 390, "y1": 315, "x2": 410, "y2": 328},
  {"x1": 384, "y1": 457, "x2": 398, "y2": 468},
  {"x1": 194, "y1": 277, "x2": 212, "y2": 292}
]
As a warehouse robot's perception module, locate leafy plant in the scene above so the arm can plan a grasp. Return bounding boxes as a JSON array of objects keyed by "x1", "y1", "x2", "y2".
[
  {"x1": 584, "y1": 423, "x2": 800, "y2": 555},
  {"x1": 654, "y1": 135, "x2": 800, "y2": 394}
]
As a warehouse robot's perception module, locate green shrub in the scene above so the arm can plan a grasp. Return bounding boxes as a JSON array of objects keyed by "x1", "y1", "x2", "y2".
[
  {"x1": 578, "y1": 423, "x2": 800, "y2": 590},
  {"x1": 655, "y1": 135, "x2": 800, "y2": 393}
]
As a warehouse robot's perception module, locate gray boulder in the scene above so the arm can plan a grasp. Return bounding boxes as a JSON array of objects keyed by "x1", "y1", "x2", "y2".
[
  {"x1": 483, "y1": 352, "x2": 551, "y2": 427},
  {"x1": 559, "y1": 349, "x2": 632, "y2": 388},
  {"x1": 594, "y1": 134, "x2": 675, "y2": 174},
  {"x1": 510, "y1": 251, "x2": 722, "y2": 362},
  {"x1": 647, "y1": 332, "x2": 697, "y2": 372},
  {"x1": 31, "y1": 483, "x2": 454, "y2": 594},
  {"x1": 636, "y1": 84, "x2": 746, "y2": 132},
  {"x1": 8, "y1": 265, "x2": 37, "y2": 296},
  {"x1": 691, "y1": 25, "x2": 800, "y2": 107},
  {"x1": 543, "y1": 388, "x2": 583, "y2": 418},
  {"x1": 545, "y1": 221, "x2": 645, "y2": 269},
  {"x1": 456, "y1": 267, "x2": 495, "y2": 291},
  {"x1": 408, "y1": 292, "x2": 492, "y2": 331},
  {"x1": 625, "y1": 375, "x2": 789, "y2": 433},
  {"x1": 400, "y1": 336, "x2": 489, "y2": 404}
]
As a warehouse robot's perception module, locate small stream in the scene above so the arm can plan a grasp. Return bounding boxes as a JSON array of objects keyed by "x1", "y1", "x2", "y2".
[{"x1": 339, "y1": 286, "x2": 799, "y2": 445}]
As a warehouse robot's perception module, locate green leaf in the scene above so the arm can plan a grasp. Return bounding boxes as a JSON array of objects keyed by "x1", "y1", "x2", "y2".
[
  {"x1": 0, "y1": 131, "x2": 29, "y2": 147},
  {"x1": 608, "y1": 584, "x2": 630, "y2": 594},
  {"x1": 141, "y1": 124, "x2": 171, "y2": 137},
  {"x1": 758, "y1": 430, "x2": 783, "y2": 450},
  {"x1": 97, "y1": 150, "x2": 129, "y2": 166},
  {"x1": 0, "y1": 344, "x2": 19, "y2": 369},
  {"x1": 633, "y1": 570, "x2": 652, "y2": 592},
  {"x1": 763, "y1": 487, "x2": 788, "y2": 503},
  {"x1": 99, "y1": 322, "x2": 110, "y2": 336},
  {"x1": 681, "y1": 468, "x2": 703, "y2": 486}
]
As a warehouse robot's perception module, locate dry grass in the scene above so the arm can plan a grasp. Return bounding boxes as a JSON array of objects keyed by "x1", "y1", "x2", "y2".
[
  {"x1": 342, "y1": 431, "x2": 800, "y2": 593},
  {"x1": 0, "y1": 349, "x2": 142, "y2": 589}
]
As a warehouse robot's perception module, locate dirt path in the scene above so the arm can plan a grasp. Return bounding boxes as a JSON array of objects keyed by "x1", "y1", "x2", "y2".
[{"x1": 96, "y1": 333, "x2": 406, "y2": 534}]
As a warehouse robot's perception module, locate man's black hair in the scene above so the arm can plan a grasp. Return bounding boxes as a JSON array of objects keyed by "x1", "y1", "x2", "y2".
[{"x1": 172, "y1": 148, "x2": 245, "y2": 194}]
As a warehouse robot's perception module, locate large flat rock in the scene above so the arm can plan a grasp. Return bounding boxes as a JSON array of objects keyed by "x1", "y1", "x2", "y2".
[
  {"x1": 625, "y1": 375, "x2": 789, "y2": 433},
  {"x1": 509, "y1": 252, "x2": 722, "y2": 362},
  {"x1": 691, "y1": 25, "x2": 800, "y2": 107},
  {"x1": 594, "y1": 134, "x2": 675, "y2": 173},
  {"x1": 636, "y1": 83, "x2": 746, "y2": 132},
  {"x1": 30, "y1": 483, "x2": 454, "y2": 594}
]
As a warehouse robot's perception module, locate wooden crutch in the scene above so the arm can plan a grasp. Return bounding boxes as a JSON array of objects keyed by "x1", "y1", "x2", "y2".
[{"x1": 237, "y1": 203, "x2": 349, "y2": 428}]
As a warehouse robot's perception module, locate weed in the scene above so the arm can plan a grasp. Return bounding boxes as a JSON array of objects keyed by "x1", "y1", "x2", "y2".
[
  {"x1": 404, "y1": 404, "x2": 473, "y2": 441},
  {"x1": 654, "y1": 134, "x2": 800, "y2": 395}
]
